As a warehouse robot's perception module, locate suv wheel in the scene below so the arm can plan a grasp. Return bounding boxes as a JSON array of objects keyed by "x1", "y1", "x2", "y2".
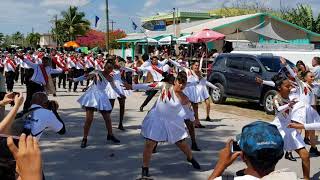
[
  {"x1": 210, "y1": 83, "x2": 226, "y2": 104},
  {"x1": 263, "y1": 90, "x2": 277, "y2": 115}
]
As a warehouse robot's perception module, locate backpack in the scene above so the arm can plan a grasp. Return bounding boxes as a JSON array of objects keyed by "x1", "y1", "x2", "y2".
[{"x1": 10, "y1": 107, "x2": 42, "y2": 136}]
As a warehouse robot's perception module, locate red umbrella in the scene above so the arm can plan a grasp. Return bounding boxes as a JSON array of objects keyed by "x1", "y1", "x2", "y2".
[{"x1": 186, "y1": 29, "x2": 225, "y2": 43}]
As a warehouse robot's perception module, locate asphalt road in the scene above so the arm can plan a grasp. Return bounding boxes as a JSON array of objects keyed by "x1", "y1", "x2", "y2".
[{"x1": 10, "y1": 84, "x2": 320, "y2": 180}]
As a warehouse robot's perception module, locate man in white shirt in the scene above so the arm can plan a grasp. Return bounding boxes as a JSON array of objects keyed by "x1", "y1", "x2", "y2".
[
  {"x1": 19, "y1": 54, "x2": 66, "y2": 112},
  {"x1": 135, "y1": 56, "x2": 170, "y2": 111},
  {"x1": 23, "y1": 92, "x2": 65, "y2": 139},
  {"x1": 4, "y1": 54, "x2": 16, "y2": 92}
]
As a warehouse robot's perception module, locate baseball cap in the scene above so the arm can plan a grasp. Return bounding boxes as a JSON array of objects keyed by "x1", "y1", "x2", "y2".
[{"x1": 238, "y1": 121, "x2": 284, "y2": 158}]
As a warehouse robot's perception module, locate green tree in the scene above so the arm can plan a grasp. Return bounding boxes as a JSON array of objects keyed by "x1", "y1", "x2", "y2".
[
  {"x1": 281, "y1": 4, "x2": 320, "y2": 33},
  {"x1": 11, "y1": 31, "x2": 24, "y2": 46},
  {"x1": 0, "y1": 33, "x2": 4, "y2": 45},
  {"x1": 26, "y1": 32, "x2": 41, "y2": 48},
  {"x1": 60, "y1": 6, "x2": 90, "y2": 41}
]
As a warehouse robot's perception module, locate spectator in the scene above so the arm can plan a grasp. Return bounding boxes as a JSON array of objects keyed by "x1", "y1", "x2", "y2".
[
  {"x1": 7, "y1": 134, "x2": 42, "y2": 180},
  {"x1": 13, "y1": 92, "x2": 65, "y2": 139},
  {"x1": 208, "y1": 121, "x2": 298, "y2": 180}
]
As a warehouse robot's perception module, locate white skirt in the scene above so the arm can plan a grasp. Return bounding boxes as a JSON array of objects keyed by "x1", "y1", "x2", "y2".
[
  {"x1": 196, "y1": 80, "x2": 210, "y2": 102},
  {"x1": 291, "y1": 103, "x2": 320, "y2": 124},
  {"x1": 183, "y1": 85, "x2": 198, "y2": 103},
  {"x1": 78, "y1": 86, "x2": 112, "y2": 111},
  {"x1": 141, "y1": 108, "x2": 188, "y2": 144},
  {"x1": 272, "y1": 116, "x2": 305, "y2": 151}
]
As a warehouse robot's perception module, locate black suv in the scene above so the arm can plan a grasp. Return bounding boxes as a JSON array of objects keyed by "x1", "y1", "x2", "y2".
[{"x1": 207, "y1": 53, "x2": 294, "y2": 114}]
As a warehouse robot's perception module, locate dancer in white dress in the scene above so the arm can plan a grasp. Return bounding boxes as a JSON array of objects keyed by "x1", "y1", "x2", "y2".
[
  {"x1": 74, "y1": 61, "x2": 125, "y2": 148},
  {"x1": 169, "y1": 53, "x2": 216, "y2": 128},
  {"x1": 106, "y1": 58, "x2": 132, "y2": 131},
  {"x1": 280, "y1": 57, "x2": 320, "y2": 156},
  {"x1": 126, "y1": 72, "x2": 200, "y2": 179},
  {"x1": 270, "y1": 73, "x2": 310, "y2": 179}
]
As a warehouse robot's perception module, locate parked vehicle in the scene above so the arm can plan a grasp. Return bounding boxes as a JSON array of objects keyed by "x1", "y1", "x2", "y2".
[{"x1": 207, "y1": 53, "x2": 294, "y2": 114}]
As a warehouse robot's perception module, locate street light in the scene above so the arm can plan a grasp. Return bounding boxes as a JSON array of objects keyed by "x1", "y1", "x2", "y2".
[{"x1": 105, "y1": 0, "x2": 110, "y2": 54}]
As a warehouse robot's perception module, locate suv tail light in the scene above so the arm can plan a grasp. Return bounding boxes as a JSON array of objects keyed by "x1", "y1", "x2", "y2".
[{"x1": 207, "y1": 64, "x2": 213, "y2": 77}]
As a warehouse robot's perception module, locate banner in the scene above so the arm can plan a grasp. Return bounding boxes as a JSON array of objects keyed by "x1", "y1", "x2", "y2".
[{"x1": 142, "y1": 20, "x2": 166, "y2": 31}]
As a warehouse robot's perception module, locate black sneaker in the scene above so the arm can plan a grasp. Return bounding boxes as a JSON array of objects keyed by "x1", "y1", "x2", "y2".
[
  {"x1": 80, "y1": 138, "x2": 87, "y2": 148},
  {"x1": 187, "y1": 158, "x2": 201, "y2": 169},
  {"x1": 139, "y1": 107, "x2": 144, "y2": 112},
  {"x1": 310, "y1": 147, "x2": 320, "y2": 156},
  {"x1": 304, "y1": 137, "x2": 311, "y2": 145},
  {"x1": 107, "y1": 135, "x2": 120, "y2": 143},
  {"x1": 137, "y1": 167, "x2": 153, "y2": 180},
  {"x1": 191, "y1": 143, "x2": 201, "y2": 151},
  {"x1": 285, "y1": 152, "x2": 297, "y2": 161}
]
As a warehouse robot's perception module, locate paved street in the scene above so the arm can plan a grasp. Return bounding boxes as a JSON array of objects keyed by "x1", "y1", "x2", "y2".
[{"x1": 11, "y1": 85, "x2": 320, "y2": 180}]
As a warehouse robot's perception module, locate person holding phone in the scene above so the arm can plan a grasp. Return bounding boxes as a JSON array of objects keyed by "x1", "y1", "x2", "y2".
[
  {"x1": 208, "y1": 121, "x2": 298, "y2": 180},
  {"x1": 6, "y1": 134, "x2": 43, "y2": 180}
]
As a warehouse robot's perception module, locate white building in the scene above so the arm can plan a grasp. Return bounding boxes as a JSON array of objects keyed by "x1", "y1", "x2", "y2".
[{"x1": 39, "y1": 33, "x2": 57, "y2": 48}]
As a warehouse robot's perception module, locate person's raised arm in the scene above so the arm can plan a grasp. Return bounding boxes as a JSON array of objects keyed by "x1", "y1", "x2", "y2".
[{"x1": 0, "y1": 93, "x2": 24, "y2": 133}]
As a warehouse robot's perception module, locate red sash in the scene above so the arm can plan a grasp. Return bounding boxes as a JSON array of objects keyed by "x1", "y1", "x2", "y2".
[
  {"x1": 7, "y1": 59, "x2": 16, "y2": 70},
  {"x1": 40, "y1": 64, "x2": 49, "y2": 84},
  {"x1": 26, "y1": 55, "x2": 34, "y2": 63},
  {"x1": 70, "y1": 56, "x2": 77, "y2": 65},
  {"x1": 87, "y1": 57, "x2": 95, "y2": 67},
  {"x1": 97, "y1": 60, "x2": 104, "y2": 69},
  {"x1": 151, "y1": 65, "x2": 164, "y2": 75},
  {"x1": 52, "y1": 56, "x2": 65, "y2": 69}
]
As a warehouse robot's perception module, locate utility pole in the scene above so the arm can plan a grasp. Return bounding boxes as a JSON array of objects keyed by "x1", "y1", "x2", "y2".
[
  {"x1": 110, "y1": 20, "x2": 116, "y2": 32},
  {"x1": 54, "y1": 15, "x2": 58, "y2": 47},
  {"x1": 105, "y1": 0, "x2": 110, "y2": 53}
]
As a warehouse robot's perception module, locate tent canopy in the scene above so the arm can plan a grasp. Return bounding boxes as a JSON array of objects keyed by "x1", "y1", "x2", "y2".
[
  {"x1": 158, "y1": 36, "x2": 177, "y2": 45},
  {"x1": 244, "y1": 21, "x2": 289, "y2": 42}
]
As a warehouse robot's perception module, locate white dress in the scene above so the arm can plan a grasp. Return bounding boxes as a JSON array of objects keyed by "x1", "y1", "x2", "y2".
[
  {"x1": 168, "y1": 59, "x2": 210, "y2": 103},
  {"x1": 133, "y1": 82, "x2": 189, "y2": 144},
  {"x1": 271, "y1": 94, "x2": 305, "y2": 151},
  {"x1": 106, "y1": 69, "x2": 132, "y2": 99},
  {"x1": 77, "y1": 71, "x2": 120, "y2": 111},
  {"x1": 285, "y1": 64, "x2": 320, "y2": 124},
  {"x1": 183, "y1": 69, "x2": 200, "y2": 103}
]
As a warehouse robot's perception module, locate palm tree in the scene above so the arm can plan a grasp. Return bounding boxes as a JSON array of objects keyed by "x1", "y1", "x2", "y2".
[
  {"x1": 0, "y1": 33, "x2": 4, "y2": 45},
  {"x1": 26, "y1": 32, "x2": 41, "y2": 48},
  {"x1": 60, "y1": 6, "x2": 90, "y2": 41},
  {"x1": 11, "y1": 31, "x2": 24, "y2": 46},
  {"x1": 282, "y1": 4, "x2": 320, "y2": 33}
]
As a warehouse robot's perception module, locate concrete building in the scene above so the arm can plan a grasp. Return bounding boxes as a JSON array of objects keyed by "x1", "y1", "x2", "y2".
[{"x1": 39, "y1": 33, "x2": 57, "y2": 48}]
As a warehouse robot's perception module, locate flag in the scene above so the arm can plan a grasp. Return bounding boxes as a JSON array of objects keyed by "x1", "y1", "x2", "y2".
[
  {"x1": 132, "y1": 20, "x2": 138, "y2": 31},
  {"x1": 95, "y1": 16, "x2": 100, "y2": 28}
]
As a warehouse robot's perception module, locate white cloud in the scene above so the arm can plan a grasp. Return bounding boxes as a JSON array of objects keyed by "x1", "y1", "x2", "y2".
[
  {"x1": 144, "y1": 0, "x2": 160, "y2": 9},
  {"x1": 40, "y1": 0, "x2": 90, "y2": 7}
]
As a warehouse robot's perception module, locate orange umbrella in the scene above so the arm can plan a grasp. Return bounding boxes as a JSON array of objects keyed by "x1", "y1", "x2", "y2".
[{"x1": 63, "y1": 41, "x2": 80, "y2": 48}]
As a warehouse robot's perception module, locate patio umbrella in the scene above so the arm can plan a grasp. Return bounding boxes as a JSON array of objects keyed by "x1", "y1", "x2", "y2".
[
  {"x1": 136, "y1": 37, "x2": 159, "y2": 45},
  {"x1": 176, "y1": 34, "x2": 191, "y2": 44},
  {"x1": 63, "y1": 41, "x2": 80, "y2": 48},
  {"x1": 186, "y1": 29, "x2": 225, "y2": 43},
  {"x1": 158, "y1": 36, "x2": 176, "y2": 45}
]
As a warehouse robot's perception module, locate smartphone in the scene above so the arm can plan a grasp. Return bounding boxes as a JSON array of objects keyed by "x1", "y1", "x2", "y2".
[
  {"x1": 0, "y1": 135, "x2": 19, "y2": 161},
  {"x1": 9, "y1": 92, "x2": 19, "y2": 107},
  {"x1": 231, "y1": 141, "x2": 241, "y2": 152}
]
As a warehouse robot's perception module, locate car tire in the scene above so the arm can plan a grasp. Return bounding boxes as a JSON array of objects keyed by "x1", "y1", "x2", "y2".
[
  {"x1": 263, "y1": 90, "x2": 277, "y2": 115},
  {"x1": 210, "y1": 83, "x2": 226, "y2": 104}
]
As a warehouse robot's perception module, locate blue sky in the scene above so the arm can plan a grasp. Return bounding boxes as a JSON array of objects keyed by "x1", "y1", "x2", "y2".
[{"x1": 0, "y1": 0, "x2": 320, "y2": 35}]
